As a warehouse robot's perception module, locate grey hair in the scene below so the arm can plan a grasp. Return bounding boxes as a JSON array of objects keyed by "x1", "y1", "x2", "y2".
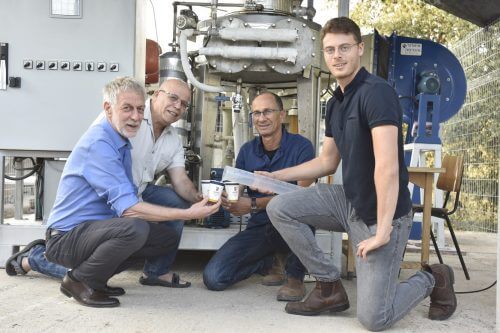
[{"x1": 103, "y1": 76, "x2": 147, "y2": 106}]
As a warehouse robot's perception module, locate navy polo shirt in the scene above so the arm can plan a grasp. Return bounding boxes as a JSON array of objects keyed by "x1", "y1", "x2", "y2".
[
  {"x1": 236, "y1": 127, "x2": 315, "y2": 228},
  {"x1": 325, "y1": 67, "x2": 412, "y2": 225}
]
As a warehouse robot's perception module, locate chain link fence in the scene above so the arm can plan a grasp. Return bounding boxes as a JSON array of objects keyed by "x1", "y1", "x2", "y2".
[{"x1": 442, "y1": 19, "x2": 499, "y2": 232}]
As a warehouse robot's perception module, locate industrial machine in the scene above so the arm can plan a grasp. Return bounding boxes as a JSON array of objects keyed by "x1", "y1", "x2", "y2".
[
  {"x1": 0, "y1": 0, "x2": 467, "y2": 268},
  {"x1": 0, "y1": 0, "x2": 340, "y2": 267}
]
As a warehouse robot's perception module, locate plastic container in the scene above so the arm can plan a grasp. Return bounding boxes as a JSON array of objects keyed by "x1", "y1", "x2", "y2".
[
  {"x1": 208, "y1": 180, "x2": 224, "y2": 203},
  {"x1": 223, "y1": 181, "x2": 239, "y2": 202},
  {"x1": 201, "y1": 180, "x2": 211, "y2": 198},
  {"x1": 221, "y1": 166, "x2": 301, "y2": 194}
]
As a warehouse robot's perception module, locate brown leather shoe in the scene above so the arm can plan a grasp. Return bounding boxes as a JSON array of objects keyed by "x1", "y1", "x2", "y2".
[
  {"x1": 277, "y1": 276, "x2": 306, "y2": 301},
  {"x1": 426, "y1": 264, "x2": 457, "y2": 320},
  {"x1": 285, "y1": 280, "x2": 349, "y2": 316},
  {"x1": 262, "y1": 253, "x2": 286, "y2": 286},
  {"x1": 60, "y1": 273, "x2": 120, "y2": 308}
]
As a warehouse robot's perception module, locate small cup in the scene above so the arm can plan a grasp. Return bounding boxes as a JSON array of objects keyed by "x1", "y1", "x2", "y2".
[
  {"x1": 208, "y1": 180, "x2": 224, "y2": 203},
  {"x1": 224, "y1": 181, "x2": 239, "y2": 202},
  {"x1": 201, "y1": 180, "x2": 211, "y2": 198}
]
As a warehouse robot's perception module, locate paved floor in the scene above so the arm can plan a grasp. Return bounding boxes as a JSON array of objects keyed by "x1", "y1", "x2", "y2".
[{"x1": 0, "y1": 231, "x2": 496, "y2": 332}]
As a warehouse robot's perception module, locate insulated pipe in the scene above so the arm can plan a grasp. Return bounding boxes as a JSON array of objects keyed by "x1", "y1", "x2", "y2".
[
  {"x1": 218, "y1": 28, "x2": 298, "y2": 42},
  {"x1": 179, "y1": 29, "x2": 225, "y2": 93},
  {"x1": 199, "y1": 46, "x2": 298, "y2": 63}
]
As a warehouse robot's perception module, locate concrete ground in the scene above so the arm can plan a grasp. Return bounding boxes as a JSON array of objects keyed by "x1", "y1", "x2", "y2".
[{"x1": 0, "y1": 231, "x2": 496, "y2": 333}]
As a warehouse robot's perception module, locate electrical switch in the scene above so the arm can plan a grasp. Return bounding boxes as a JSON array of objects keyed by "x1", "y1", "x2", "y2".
[
  {"x1": 85, "y1": 62, "x2": 94, "y2": 71},
  {"x1": 109, "y1": 63, "x2": 119, "y2": 72},
  {"x1": 97, "y1": 62, "x2": 106, "y2": 72},
  {"x1": 60, "y1": 61, "x2": 70, "y2": 70},
  {"x1": 36, "y1": 61, "x2": 45, "y2": 70},
  {"x1": 23, "y1": 60, "x2": 33, "y2": 69},
  {"x1": 72, "y1": 62, "x2": 82, "y2": 71},
  {"x1": 48, "y1": 61, "x2": 58, "y2": 70}
]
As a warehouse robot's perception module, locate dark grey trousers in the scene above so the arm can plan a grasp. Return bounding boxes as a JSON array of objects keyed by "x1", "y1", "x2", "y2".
[{"x1": 45, "y1": 217, "x2": 178, "y2": 290}]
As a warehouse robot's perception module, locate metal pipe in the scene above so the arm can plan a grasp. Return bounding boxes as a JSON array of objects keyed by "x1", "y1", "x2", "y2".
[
  {"x1": 14, "y1": 158, "x2": 23, "y2": 220},
  {"x1": 172, "y1": 3, "x2": 178, "y2": 51},
  {"x1": 0, "y1": 155, "x2": 4, "y2": 223},
  {"x1": 211, "y1": 0, "x2": 218, "y2": 30},
  {"x1": 172, "y1": 1, "x2": 243, "y2": 7},
  {"x1": 199, "y1": 46, "x2": 297, "y2": 62},
  {"x1": 218, "y1": 28, "x2": 297, "y2": 42},
  {"x1": 307, "y1": 0, "x2": 314, "y2": 20},
  {"x1": 179, "y1": 29, "x2": 225, "y2": 93}
]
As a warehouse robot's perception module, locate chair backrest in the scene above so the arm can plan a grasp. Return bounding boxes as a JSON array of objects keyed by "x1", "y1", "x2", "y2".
[{"x1": 436, "y1": 155, "x2": 464, "y2": 193}]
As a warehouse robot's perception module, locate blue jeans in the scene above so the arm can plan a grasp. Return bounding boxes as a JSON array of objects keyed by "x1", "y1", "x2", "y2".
[
  {"x1": 28, "y1": 184, "x2": 188, "y2": 279},
  {"x1": 267, "y1": 184, "x2": 434, "y2": 331},
  {"x1": 203, "y1": 221, "x2": 308, "y2": 291}
]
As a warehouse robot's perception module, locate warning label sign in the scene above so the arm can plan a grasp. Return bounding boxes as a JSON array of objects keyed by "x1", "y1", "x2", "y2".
[{"x1": 400, "y1": 43, "x2": 422, "y2": 56}]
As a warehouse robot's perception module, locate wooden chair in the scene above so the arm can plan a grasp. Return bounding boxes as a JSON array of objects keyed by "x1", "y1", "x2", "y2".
[{"x1": 412, "y1": 155, "x2": 470, "y2": 280}]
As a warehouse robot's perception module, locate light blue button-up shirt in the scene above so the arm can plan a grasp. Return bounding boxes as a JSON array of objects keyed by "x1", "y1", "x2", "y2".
[{"x1": 47, "y1": 118, "x2": 139, "y2": 232}]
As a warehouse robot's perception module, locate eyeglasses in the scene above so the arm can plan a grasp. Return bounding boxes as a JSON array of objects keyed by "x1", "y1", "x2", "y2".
[
  {"x1": 250, "y1": 108, "x2": 280, "y2": 118},
  {"x1": 158, "y1": 90, "x2": 190, "y2": 110},
  {"x1": 322, "y1": 43, "x2": 360, "y2": 57}
]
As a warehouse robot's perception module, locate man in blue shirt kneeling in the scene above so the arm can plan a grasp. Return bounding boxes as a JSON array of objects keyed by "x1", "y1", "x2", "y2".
[
  {"x1": 203, "y1": 92, "x2": 315, "y2": 302},
  {"x1": 44, "y1": 77, "x2": 220, "y2": 308}
]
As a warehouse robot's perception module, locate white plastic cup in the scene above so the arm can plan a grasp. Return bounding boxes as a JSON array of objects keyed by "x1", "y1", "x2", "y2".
[
  {"x1": 201, "y1": 180, "x2": 211, "y2": 198},
  {"x1": 208, "y1": 180, "x2": 224, "y2": 203},
  {"x1": 224, "y1": 181, "x2": 239, "y2": 202}
]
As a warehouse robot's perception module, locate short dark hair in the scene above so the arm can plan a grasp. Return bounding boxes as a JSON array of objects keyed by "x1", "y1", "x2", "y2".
[
  {"x1": 253, "y1": 92, "x2": 284, "y2": 111},
  {"x1": 320, "y1": 17, "x2": 362, "y2": 43}
]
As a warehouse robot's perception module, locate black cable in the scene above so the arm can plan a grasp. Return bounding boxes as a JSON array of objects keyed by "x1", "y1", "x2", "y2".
[
  {"x1": 35, "y1": 160, "x2": 44, "y2": 220},
  {"x1": 321, "y1": 73, "x2": 332, "y2": 98},
  {"x1": 455, "y1": 280, "x2": 496, "y2": 294},
  {"x1": 4, "y1": 157, "x2": 41, "y2": 181}
]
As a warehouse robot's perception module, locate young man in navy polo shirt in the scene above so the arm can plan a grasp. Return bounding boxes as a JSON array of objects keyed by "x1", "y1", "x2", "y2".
[
  {"x1": 265, "y1": 17, "x2": 457, "y2": 331},
  {"x1": 203, "y1": 92, "x2": 315, "y2": 302}
]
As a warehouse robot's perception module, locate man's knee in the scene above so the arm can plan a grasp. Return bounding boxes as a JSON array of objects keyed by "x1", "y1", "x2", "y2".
[
  {"x1": 122, "y1": 218, "x2": 150, "y2": 247},
  {"x1": 357, "y1": 309, "x2": 390, "y2": 332},
  {"x1": 202, "y1": 261, "x2": 228, "y2": 291},
  {"x1": 267, "y1": 195, "x2": 286, "y2": 221},
  {"x1": 203, "y1": 270, "x2": 226, "y2": 291}
]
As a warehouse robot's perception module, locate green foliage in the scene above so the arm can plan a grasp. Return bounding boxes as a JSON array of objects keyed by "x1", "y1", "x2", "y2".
[{"x1": 350, "y1": 0, "x2": 476, "y2": 45}]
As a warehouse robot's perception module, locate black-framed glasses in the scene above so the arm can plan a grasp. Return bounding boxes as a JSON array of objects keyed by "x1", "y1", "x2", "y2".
[
  {"x1": 322, "y1": 43, "x2": 360, "y2": 56},
  {"x1": 250, "y1": 108, "x2": 280, "y2": 118},
  {"x1": 158, "y1": 90, "x2": 190, "y2": 110}
]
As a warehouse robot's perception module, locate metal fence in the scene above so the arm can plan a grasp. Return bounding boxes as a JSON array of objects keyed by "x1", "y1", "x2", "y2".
[{"x1": 442, "y1": 19, "x2": 499, "y2": 232}]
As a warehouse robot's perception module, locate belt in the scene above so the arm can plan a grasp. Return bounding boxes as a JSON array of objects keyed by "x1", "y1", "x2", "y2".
[{"x1": 45, "y1": 228, "x2": 64, "y2": 241}]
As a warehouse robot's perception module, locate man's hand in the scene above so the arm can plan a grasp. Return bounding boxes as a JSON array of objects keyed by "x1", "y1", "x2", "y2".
[
  {"x1": 221, "y1": 193, "x2": 251, "y2": 216},
  {"x1": 254, "y1": 170, "x2": 274, "y2": 178},
  {"x1": 356, "y1": 229, "x2": 392, "y2": 259},
  {"x1": 186, "y1": 197, "x2": 221, "y2": 219},
  {"x1": 194, "y1": 192, "x2": 204, "y2": 202},
  {"x1": 251, "y1": 171, "x2": 275, "y2": 194}
]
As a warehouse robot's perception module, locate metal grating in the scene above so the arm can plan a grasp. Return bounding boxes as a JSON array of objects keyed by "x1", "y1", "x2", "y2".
[{"x1": 442, "y1": 19, "x2": 499, "y2": 232}]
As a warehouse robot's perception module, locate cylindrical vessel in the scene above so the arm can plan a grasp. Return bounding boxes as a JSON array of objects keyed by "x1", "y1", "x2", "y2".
[{"x1": 159, "y1": 51, "x2": 187, "y2": 82}]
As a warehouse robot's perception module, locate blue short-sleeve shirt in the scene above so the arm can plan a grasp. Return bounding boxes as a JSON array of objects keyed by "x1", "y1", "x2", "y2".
[
  {"x1": 47, "y1": 118, "x2": 139, "y2": 231},
  {"x1": 236, "y1": 127, "x2": 314, "y2": 228}
]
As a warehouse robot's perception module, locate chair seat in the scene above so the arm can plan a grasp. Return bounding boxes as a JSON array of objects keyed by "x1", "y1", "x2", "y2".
[{"x1": 412, "y1": 204, "x2": 448, "y2": 216}]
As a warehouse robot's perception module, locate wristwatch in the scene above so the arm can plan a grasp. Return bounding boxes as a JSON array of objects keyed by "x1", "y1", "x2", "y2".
[{"x1": 250, "y1": 197, "x2": 258, "y2": 214}]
